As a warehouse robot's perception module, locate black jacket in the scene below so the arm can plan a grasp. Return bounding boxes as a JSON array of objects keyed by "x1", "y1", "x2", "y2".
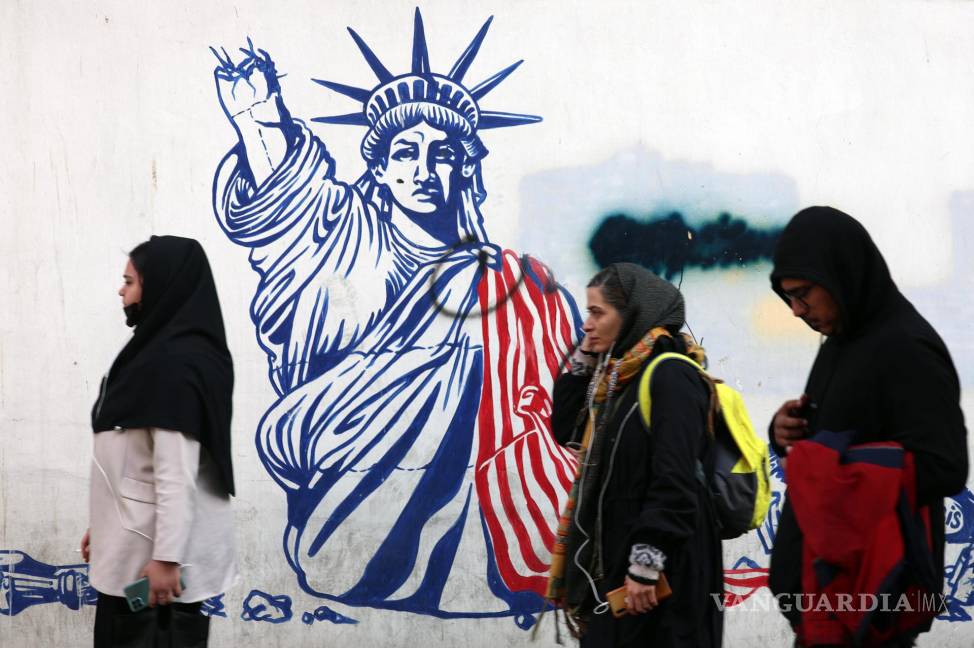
[
  {"x1": 553, "y1": 357, "x2": 723, "y2": 647},
  {"x1": 768, "y1": 207, "x2": 968, "y2": 633}
]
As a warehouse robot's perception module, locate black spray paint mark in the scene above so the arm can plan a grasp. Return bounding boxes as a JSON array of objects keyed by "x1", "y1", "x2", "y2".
[
  {"x1": 427, "y1": 235, "x2": 582, "y2": 377},
  {"x1": 589, "y1": 212, "x2": 782, "y2": 280},
  {"x1": 428, "y1": 235, "x2": 559, "y2": 319}
]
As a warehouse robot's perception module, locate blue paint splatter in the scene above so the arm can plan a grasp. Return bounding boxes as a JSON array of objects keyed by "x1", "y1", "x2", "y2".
[
  {"x1": 315, "y1": 605, "x2": 358, "y2": 625},
  {"x1": 200, "y1": 594, "x2": 227, "y2": 618},
  {"x1": 241, "y1": 590, "x2": 293, "y2": 624},
  {"x1": 301, "y1": 605, "x2": 358, "y2": 626}
]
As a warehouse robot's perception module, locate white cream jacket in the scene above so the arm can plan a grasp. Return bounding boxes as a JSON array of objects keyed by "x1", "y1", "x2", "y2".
[{"x1": 88, "y1": 427, "x2": 237, "y2": 601}]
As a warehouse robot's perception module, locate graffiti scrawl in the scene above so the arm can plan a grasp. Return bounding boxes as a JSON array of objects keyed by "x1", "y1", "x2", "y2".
[
  {"x1": 201, "y1": 594, "x2": 228, "y2": 618},
  {"x1": 301, "y1": 605, "x2": 359, "y2": 626},
  {"x1": 241, "y1": 590, "x2": 293, "y2": 624}
]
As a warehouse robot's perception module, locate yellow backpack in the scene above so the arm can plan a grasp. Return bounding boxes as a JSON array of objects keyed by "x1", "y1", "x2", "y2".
[{"x1": 638, "y1": 352, "x2": 771, "y2": 539}]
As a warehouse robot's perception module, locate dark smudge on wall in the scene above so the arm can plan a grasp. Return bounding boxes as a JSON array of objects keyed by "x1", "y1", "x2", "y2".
[{"x1": 589, "y1": 211, "x2": 783, "y2": 279}]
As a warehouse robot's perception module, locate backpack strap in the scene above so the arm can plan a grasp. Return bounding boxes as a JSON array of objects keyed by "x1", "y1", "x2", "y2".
[
  {"x1": 637, "y1": 352, "x2": 717, "y2": 438},
  {"x1": 636, "y1": 352, "x2": 718, "y2": 495}
]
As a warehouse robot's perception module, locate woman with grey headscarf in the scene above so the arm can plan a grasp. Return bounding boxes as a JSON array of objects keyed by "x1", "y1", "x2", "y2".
[{"x1": 548, "y1": 263, "x2": 723, "y2": 647}]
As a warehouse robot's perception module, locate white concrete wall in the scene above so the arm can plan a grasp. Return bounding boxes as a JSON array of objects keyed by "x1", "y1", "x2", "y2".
[{"x1": 2, "y1": 1, "x2": 973, "y2": 646}]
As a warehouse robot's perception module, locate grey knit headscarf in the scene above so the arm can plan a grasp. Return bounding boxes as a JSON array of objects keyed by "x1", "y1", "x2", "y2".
[{"x1": 602, "y1": 262, "x2": 685, "y2": 354}]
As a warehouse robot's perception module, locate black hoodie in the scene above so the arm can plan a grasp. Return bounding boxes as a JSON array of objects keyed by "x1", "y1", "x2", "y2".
[{"x1": 767, "y1": 207, "x2": 968, "y2": 634}]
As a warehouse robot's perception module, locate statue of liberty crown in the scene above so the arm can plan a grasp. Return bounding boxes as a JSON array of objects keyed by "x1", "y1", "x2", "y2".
[{"x1": 311, "y1": 8, "x2": 541, "y2": 134}]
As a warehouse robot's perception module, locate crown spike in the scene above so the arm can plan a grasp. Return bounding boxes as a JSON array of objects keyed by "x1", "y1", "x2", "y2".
[
  {"x1": 346, "y1": 27, "x2": 393, "y2": 83},
  {"x1": 411, "y1": 8, "x2": 430, "y2": 75},
  {"x1": 448, "y1": 16, "x2": 493, "y2": 82},
  {"x1": 312, "y1": 78, "x2": 371, "y2": 103},
  {"x1": 313, "y1": 14, "x2": 542, "y2": 133},
  {"x1": 311, "y1": 113, "x2": 370, "y2": 126},
  {"x1": 470, "y1": 60, "x2": 523, "y2": 101},
  {"x1": 478, "y1": 111, "x2": 542, "y2": 129}
]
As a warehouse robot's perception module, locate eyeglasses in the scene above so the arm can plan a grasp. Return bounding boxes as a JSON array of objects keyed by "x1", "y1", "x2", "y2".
[{"x1": 782, "y1": 286, "x2": 812, "y2": 311}]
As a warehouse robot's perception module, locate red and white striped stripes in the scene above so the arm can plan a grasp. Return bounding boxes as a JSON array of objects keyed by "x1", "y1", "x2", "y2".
[{"x1": 475, "y1": 251, "x2": 579, "y2": 595}]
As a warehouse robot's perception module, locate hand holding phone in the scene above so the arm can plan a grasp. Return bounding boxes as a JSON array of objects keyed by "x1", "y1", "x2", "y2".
[
  {"x1": 773, "y1": 394, "x2": 813, "y2": 454},
  {"x1": 124, "y1": 573, "x2": 187, "y2": 612},
  {"x1": 125, "y1": 561, "x2": 185, "y2": 611},
  {"x1": 607, "y1": 573, "x2": 672, "y2": 618},
  {"x1": 123, "y1": 577, "x2": 152, "y2": 612}
]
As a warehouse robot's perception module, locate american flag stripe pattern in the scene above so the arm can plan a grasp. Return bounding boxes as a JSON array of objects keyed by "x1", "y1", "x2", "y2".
[{"x1": 476, "y1": 251, "x2": 580, "y2": 595}]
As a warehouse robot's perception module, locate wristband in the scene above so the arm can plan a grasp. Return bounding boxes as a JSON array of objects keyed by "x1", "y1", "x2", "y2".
[{"x1": 626, "y1": 570, "x2": 658, "y2": 586}]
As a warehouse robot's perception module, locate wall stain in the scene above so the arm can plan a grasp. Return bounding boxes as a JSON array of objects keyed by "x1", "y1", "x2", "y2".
[{"x1": 589, "y1": 211, "x2": 782, "y2": 279}]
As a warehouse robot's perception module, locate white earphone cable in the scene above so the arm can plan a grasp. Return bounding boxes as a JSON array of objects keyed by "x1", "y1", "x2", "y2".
[{"x1": 92, "y1": 451, "x2": 154, "y2": 543}]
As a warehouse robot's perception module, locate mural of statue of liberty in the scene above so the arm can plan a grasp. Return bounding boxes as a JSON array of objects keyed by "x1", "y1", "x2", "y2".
[{"x1": 210, "y1": 9, "x2": 581, "y2": 622}]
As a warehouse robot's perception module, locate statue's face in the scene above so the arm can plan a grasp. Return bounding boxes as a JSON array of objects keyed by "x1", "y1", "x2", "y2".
[{"x1": 372, "y1": 122, "x2": 474, "y2": 215}]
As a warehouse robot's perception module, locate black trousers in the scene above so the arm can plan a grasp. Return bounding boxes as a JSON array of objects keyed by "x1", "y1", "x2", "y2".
[{"x1": 94, "y1": 592, "x2": 210, "y2": 648}]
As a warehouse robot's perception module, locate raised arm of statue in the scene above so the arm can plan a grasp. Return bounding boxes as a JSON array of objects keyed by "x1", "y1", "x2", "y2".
[{"x1": 212, "y1": 42, "x2": 295, "y2": 188}]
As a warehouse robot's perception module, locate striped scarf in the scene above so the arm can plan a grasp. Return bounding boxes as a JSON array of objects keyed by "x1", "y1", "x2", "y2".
[{"x1": 545, "y1": 327, "x2": 705, "y2": 612}]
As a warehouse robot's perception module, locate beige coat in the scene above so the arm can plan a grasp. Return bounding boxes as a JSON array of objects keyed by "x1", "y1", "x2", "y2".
[{"x1": 88, "y1": 427, "x2": 237, "y2": 601}]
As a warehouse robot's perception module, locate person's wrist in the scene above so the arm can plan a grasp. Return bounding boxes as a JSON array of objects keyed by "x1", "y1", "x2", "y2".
[
  {"x1": 147, "y1": 558, "x2": 181, "y2": 573},
  {"x1": 569, "y1": 346, "x2": 597, "y2": 376},
  {"x1": 627, "y1": 563, "x2": 659, "y2": 585}
]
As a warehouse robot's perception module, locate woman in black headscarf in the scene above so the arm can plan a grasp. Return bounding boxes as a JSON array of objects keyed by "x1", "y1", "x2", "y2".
[
  {"x1": 81, "y1": 236, "x2": 236, "y2": 647},
  {"x1": 548, "y1": 263, "x2": 723, "y2": 647}
]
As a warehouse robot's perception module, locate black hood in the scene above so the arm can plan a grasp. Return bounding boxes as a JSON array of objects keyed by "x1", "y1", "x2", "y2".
[{"x1": 770, "y1": 206, "x2": 899, "y2": 337}]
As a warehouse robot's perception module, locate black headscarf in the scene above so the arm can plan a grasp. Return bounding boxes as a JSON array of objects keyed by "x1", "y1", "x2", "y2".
[
  {"x1": 92, "y1": 236, "x2": 235, "y2": 496},
  {"x1": 770, "y1": 206, "x2": 899, "y2": 337},
  {"x1": 609, "y1": 262, "x2": 686, "y2": 354}
]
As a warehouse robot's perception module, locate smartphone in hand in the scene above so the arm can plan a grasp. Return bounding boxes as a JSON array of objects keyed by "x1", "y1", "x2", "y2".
[
  {"x1": 606, "y1": 573, "x2": 672, "y2": 618},
  {"x1": 123, "y1": 574, "x2": 186, "y2": 612},
  {"x1": 797, "y1": 399, "x2": 818, "y2": 433}
]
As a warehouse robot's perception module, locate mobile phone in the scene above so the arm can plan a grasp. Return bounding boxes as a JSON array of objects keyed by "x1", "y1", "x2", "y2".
[
  {"x1": 123, "y1": 575, "x2": 187, "y2": 612},
  {"x1": 606, "y1": 573, "x2": 672, "y2": 618},
  {"x1": 797, "y1": 400, "x2": 818, "y2": 431},
  {"x1": 606, "y1": 586, "x2": 628, "y2": 618}
]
